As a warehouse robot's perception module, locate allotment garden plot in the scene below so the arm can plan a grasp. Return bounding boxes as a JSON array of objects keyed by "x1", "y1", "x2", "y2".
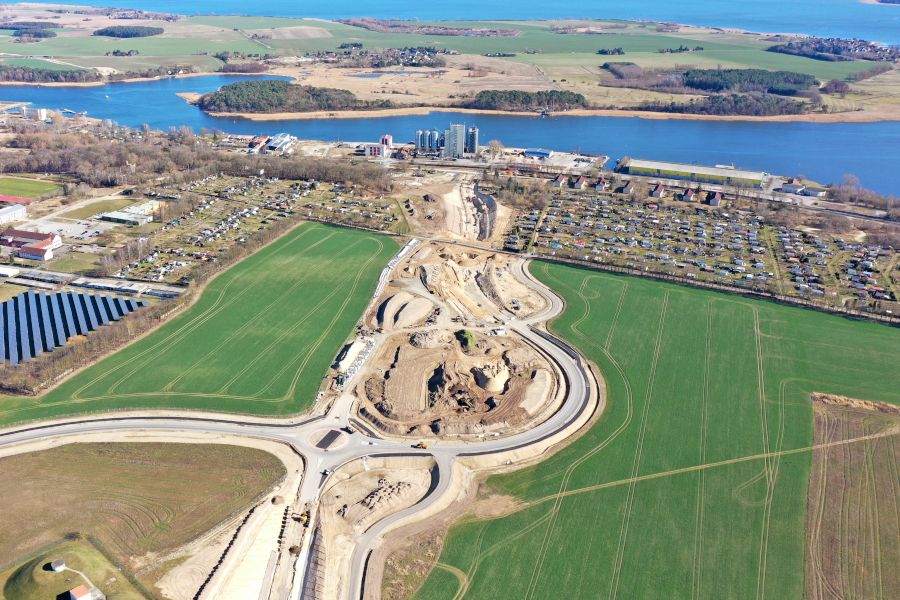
[
  {"x1": 10, "y1": 223, "x2": 396, "y2": 421},
  {"x1": 414, "y1": 261, "x2": 899, "y2": 600}
]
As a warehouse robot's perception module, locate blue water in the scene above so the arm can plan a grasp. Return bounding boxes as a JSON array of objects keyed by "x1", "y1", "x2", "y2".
[
  {"x1": 3, "y1": 75, "x2": 899, "y2": 193},
  {"x1": 36, "y1": 0, "x2": 900, "y2": 44}
]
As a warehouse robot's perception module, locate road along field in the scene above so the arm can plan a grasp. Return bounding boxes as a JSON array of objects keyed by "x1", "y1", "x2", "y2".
[
  {"x1": 0, "y1": 442, "x2": 286, "y2": 598},
  {"x1": 410, "y1": 261, "x2": 900, "y2": 599},
  {"x1": 0, "y1": 222, "x2": 397, "y2": 425}
]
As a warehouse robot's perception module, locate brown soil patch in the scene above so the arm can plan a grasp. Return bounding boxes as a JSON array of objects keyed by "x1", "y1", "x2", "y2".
[
  {"x1": 805, "y1": 394, "x2": 900, "y2": 600},
  {"x1": 380, "y1": 529, "x2": 446, "y2": 600},
  {"x1": 470, "y1": 492, "x2": 527, "y2": 520}
]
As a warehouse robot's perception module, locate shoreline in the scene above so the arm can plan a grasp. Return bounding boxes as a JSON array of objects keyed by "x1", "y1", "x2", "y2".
[
  {"x1": 0, "y1": 71, "x2": 279, "y2": 89},
  {"x1": 176, "y1": 94, "x2": 900, "y2": 124}
]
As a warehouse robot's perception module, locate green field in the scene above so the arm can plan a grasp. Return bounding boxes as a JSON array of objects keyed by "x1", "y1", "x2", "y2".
[
  {"x1": 0, "y1": 223, "x2": 396, "y2": 425},
  {"x1": 414, "y1": 261, "x2": 900, "y2": 599},
  {"x1": 0, "y1": 177, "x2": 61, "y2": 199},
  {"x1": 0, "y1": 58, "x2": 80, "y2": 72},
  {"x1": 59, "y1": 197, "x2": 136, "y2": 219},
  {"x1": 0, "y1": 539, "x2": 147, "y2": 600}
]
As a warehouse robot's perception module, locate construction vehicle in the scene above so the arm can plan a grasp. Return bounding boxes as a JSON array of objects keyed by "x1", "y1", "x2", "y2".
[{"x1": 413, "y1": 441, "x2": 429, "y2": 449}]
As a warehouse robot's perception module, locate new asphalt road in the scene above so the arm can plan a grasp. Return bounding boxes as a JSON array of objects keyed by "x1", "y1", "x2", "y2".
[{"x1": 0, "y1": 252, "x2": 599, "y2": 600}]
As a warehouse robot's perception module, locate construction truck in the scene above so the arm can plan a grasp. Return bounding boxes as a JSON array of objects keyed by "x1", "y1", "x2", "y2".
[{"x1": 413, "y1": 441, "x2": 429, "y2": 449}]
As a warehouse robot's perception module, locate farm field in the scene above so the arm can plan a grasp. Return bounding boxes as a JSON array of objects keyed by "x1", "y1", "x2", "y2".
[
  {"x1": 0, "y1": 177, "x2": 60, "y2": 199},
  {"x1": 412, "y1": 261, "x2": 900, "y2": 599},
  {"x1": 0, "y1": 222, "x2": 397, "y2": 425},
  {"x1": 0, "y1": 13, "x2": 878, "y2": 82},
  {"x1": 0, "y1": 443, "x2": 286, "y2": 597}
]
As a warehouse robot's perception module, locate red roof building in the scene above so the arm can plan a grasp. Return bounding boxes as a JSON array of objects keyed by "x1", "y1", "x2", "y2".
[{"x1": 0, "y1": 195, "x2": 33, "y2": 205}]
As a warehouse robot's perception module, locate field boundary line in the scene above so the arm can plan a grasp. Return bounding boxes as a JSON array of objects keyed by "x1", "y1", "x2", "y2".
[{"x1": 608, "y1": 290, "x2": 669, "y2": 600}]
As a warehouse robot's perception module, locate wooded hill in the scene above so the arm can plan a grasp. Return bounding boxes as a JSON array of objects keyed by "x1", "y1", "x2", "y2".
[{"x1": 198, "y1": 80, "x2": 394, "y2": 113}]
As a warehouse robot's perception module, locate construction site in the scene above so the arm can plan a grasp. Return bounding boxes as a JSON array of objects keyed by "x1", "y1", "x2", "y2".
[{"x1": 352, "y1": 242, "x2": 559, "y2": 439}]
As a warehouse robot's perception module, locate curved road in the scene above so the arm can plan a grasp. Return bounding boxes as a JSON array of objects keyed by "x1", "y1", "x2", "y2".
[{"x1": 0, "y1": 251, "x2": 598, "y2": 600}]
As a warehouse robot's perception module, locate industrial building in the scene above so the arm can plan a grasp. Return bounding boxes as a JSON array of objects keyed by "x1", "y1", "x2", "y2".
[
  {"x1": 0, "y1": 204, "x2": 26, "y2": 225},
  {"x1": 523, "y1": 148, "x2": 554, "y2": 159},
  {"x1": 0, "y1": 289, "x2": 147, "y2": 365},
  {"x1": 617, "y1": 158, "x2": 768, "y2": 188},
  {"x1": 0, "y1": 228, "x2": 63, "y2": 261},
  {"x1": 266, "y1": 132, "x2": 297, "y2": 155},
  {"x1": 99, "y1": 199, "x2": 159, "y2": 226}
]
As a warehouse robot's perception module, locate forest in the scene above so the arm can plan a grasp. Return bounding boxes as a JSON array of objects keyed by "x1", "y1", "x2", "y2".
[
  {"x1": 93, "y1": 25, "x2": 164, "y2": 38},
  {"x1": 197, "y1": 80, "x2": 394, "y2": 113},
  {"x1": 0, "y1": 65, "x2": 101, "y2": 83},
  {"x1": 637, "y1": 93, "x2": 809, "y2": 116},
  {"x1": 681, "y1": 68, "x2": 818, "y2": 95},
  {"x1": 463, "y1": 90, "x2": 590, "y2": 111}
]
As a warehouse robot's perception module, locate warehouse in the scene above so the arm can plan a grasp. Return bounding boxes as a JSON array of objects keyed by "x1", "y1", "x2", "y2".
[
  {"x1": 618, "y1": 158, "x2": 768, "y2": 188},
  {"x1": 0, "y1": 204, "x2": 26, "y2": 224},
  {"x1": 99, "y1": 210, "x2": 153, "y2": 226}
]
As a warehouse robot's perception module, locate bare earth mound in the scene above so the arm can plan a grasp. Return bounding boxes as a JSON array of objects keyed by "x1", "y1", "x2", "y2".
[{"x1": 359, "y1": 328, "x2": 555, "y2": 437}]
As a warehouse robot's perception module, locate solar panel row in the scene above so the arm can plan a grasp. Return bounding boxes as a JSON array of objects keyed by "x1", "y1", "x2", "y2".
[{"x1": 0, "y1": 290, "x2": 146, "y2": 366}]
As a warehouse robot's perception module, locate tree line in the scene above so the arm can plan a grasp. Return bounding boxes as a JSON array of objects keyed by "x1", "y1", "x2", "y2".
[
  {"x1": 681, "y1": 68, "x2": 818, "y2": 95},
  {"x1": 0, "y1": 65, "x2": 102, "y2": 83},
  {"x1": 463, "y1": 90, "x2": 590, "y2": 111},
  {"x1": 1, "y1": 126, "x2": 393, "y2": 192},
  {"x1": 637, "y1": 93, "x2": 808, "y2": 116}
]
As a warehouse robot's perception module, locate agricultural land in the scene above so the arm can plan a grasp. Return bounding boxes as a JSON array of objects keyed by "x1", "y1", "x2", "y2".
[
  {"x1": 406, "y1": 261, "x2": 900, "y2": 599},
  {"x1": 0, "y1": 222, "x2": 397, "y2": 425},
  {"x1": 0, "y1": 5, "x2": 898, "y2": 120},
  {"x1": 0, "y1": 442, "x2": 286, "y2": 598}
]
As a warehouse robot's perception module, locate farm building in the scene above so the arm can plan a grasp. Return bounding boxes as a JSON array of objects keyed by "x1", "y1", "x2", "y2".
[
  {"x1": 0, "y1": 204, "x2": 26, "y2": 224},
  {"x1": 618, "y1": 158, "x2": 768, "y2": 188},
  {"x1": 0, "y1": 290, "x2": 146, "y2": 365},
  {"x1": 68, "y1": 585, "x2": 106, "y2": 600}
]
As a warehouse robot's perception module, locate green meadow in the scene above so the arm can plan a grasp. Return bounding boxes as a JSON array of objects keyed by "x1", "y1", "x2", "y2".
[
  {"x1": 415, "y1": 261, "x2": 899, "y2": 599},
  {"x1": 0, "y1": 177, "x2": 61, "y2": 199},
  {"x1": 0, "y1": 223, "x2": 396, "y2": 425}
]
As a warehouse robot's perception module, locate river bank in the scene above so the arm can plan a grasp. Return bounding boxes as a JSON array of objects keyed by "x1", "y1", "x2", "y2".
[
  {"x1": 176, "y1": 93, "x2": 900, "y2": 124},
  {"x1": 2, "y1": 75, "x2": 897, "y2": 193}
]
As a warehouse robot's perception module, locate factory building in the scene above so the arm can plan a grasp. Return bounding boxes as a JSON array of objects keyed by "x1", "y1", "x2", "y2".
[{"x1": 618, "y1": 158, "x2": 768, "y2": 188}]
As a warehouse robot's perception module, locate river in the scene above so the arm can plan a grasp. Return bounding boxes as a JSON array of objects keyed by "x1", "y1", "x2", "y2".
[
  {"x1": 2, "y1": 75, "x2": 899, "y2": 193},
  {"x1": 45, "y1": 0, "x2": 900, "y2": 44}
]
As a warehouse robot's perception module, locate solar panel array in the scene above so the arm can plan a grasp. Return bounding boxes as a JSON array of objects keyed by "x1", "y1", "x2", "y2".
[{"x1": 0, "y1": 290, "x2": 147, "y2": 366}]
